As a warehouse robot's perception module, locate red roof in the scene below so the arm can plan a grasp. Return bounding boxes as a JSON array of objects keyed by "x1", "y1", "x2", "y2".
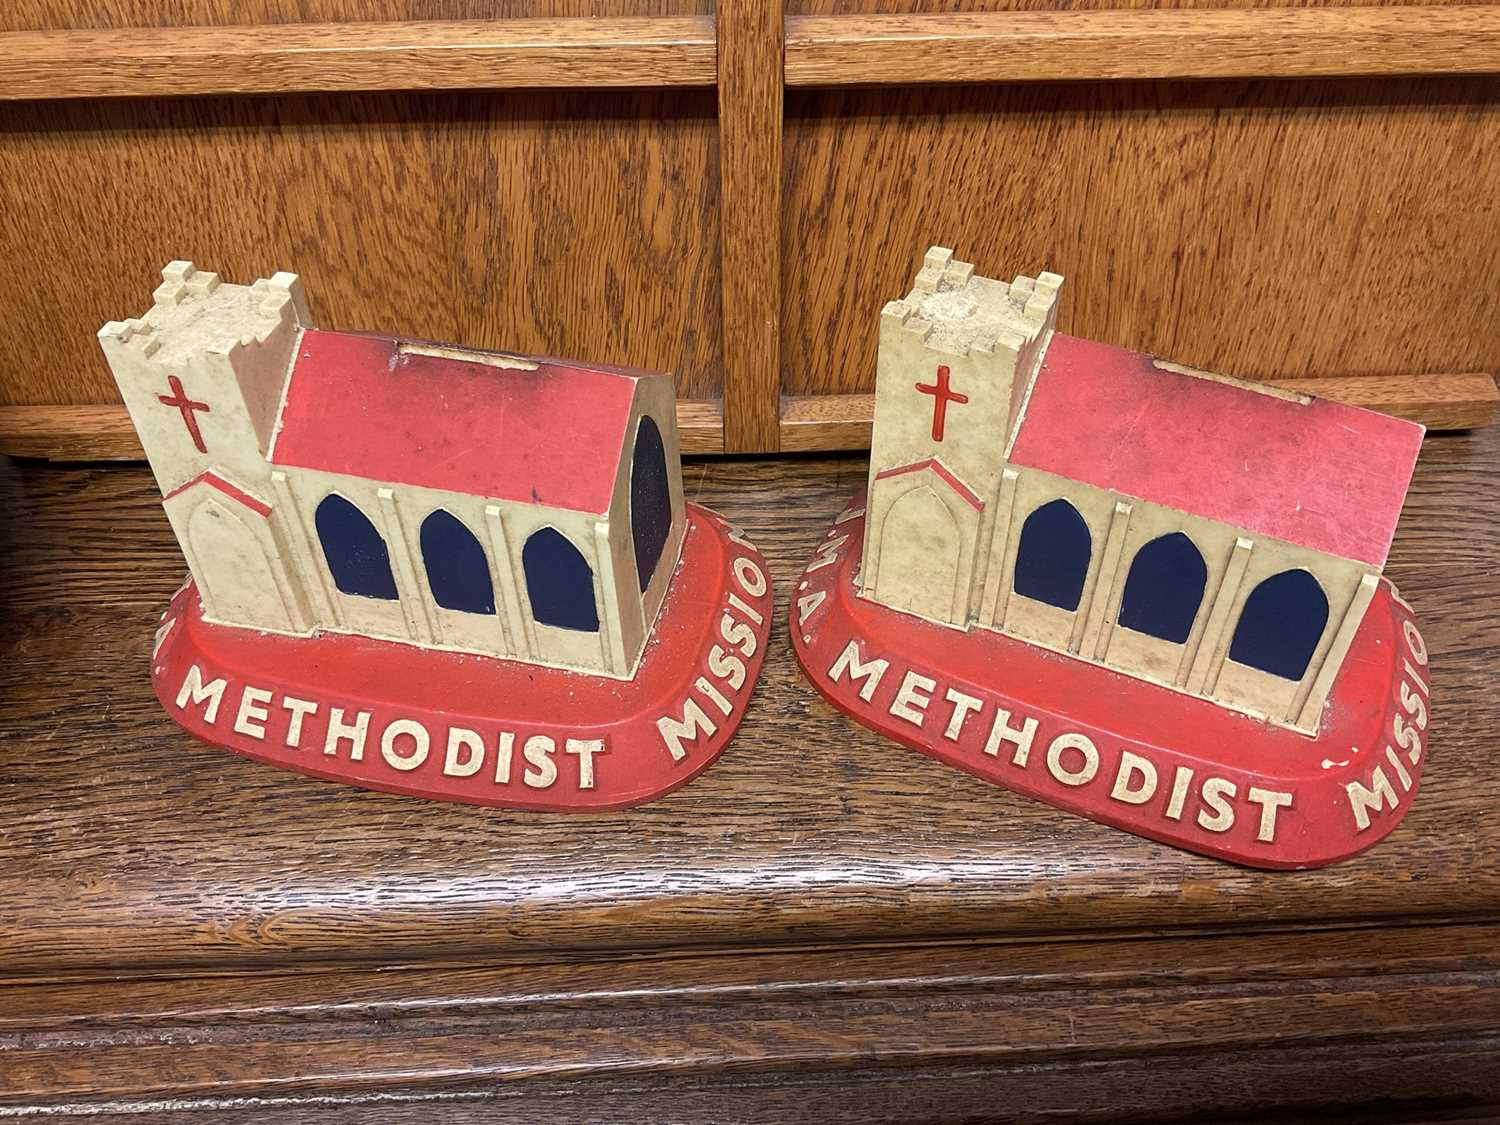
[
  {"x1": 1009, "y1": 334, "x2": 1424, "y2": 567},
  {"x1": 270, "y1": 330, "x2": 645, "y2": 514}
]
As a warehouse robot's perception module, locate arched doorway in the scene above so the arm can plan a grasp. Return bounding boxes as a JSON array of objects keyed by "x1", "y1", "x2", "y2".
[
  {"x1": 523, "y1": 527, "x2": 599, "y2": 632},
  {"x1": 874, "y1": 485, "x2": 960, "y2": 621},
  {"x1": 630, "y1": 415, "x2": 672, "y2": 592},
  {"x1": 1118, "y1": 531, "x2": 1207, "y2": 644},
  {"x1": 187, "y1": 499, "x2": 294, "y2": 631},
  {"x1": 420, "y1": 509, "x2": 495, "y2": 615},
  {"x1": 1013, "y1": 499, "x2": 1091, "y2": 611},
  {"x1": 1229, "y1": 568, "x2": 1329, "y2": 681}
]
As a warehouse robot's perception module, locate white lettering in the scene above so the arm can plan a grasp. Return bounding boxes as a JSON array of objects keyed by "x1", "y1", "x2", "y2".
[
  {"x1": 732, "y1": 556, "x2": 768, "y2": 599},
  {"x1": 1347, "y1": 766, "x2": 1399, "y2": 831},
  {"x1": 380, "y1": 718, "x2": 429, "y2": 772},
  {"x1": 797, "y1": 590, "x2": 827, "y2": 626},
  {"x1": 566, "y1": 738, "x2": 606, "y2": 790},
  {"x1": 942, "y1": 688, "x2": 983, "y2": 741},
  {"x1": 707, "y1": 644, "x2": 747, "y2": 691},
  {"x1": 1246, "y1": 787, "x2": 1293, "y2": 842},
  {"x1": 695, "y1": 675, "x2": 733, "y2": 717},
  {"x1": 983, "y1": 708, "x2": 1038, "y2": 766},
  {"x1": 522, "y1": 735, "x2": 557, "y2": 788},
  {"x1": 726, "y1": 592, "x2": 764, "y2": 627},
  {"x1": 1196, "y1": 777, "x2": 1237, "y2": 833},
  {"x1": 1109, "y1": 751, "x2": 1157, "y2": 805},
  {"x1": 443, "y1": 727, "x2": 485, "y2": 777},
  {"x1": 720, "y1": 612, "x2": 758, "y2": 658},
  {"x1": 1393, "y1": 713, "x2": 1422, "y2": 766},
  {"x1": 175, "y1": 664, "x2": 226, "y2": 724},
  {"x1": 1399, "y1": 681, "x2": 1428, "y2": 730},
  {"x1": 889, "y1": 670, "x2": 936, "y2": 727},
  {"x1": 494, "y1": 731, "x2": 515, "y2": 784},
  {"x1": 1403, "y1": 620, "x2": 1428, "y2": 666},
  {"x1": 1385, "y1": 744, "x2": 1413, "y2": 791},
  {"x1": 828, "y1": 640, "x2": 889, "y2": 703},
  {"x1": 1046, "y1": 733, "x2": 1099, "y2": 786},
  {"x1": 232, "y1": 685, "x2": 272, "y2": 740},
  {"x1": 657, "y1": 698, "x2": 718, "y2": 762},
  {"x1": 282, "y1": 696, "x2": 318, "y2": 747},
  {"x1": 324, "y1": 708, "x2": 370, "y2": 761},
  {"x1": 1165, "y1": 765, "x2": 1195, "y2": 821}
]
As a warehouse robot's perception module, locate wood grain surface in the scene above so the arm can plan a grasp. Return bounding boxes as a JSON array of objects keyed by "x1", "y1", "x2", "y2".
[
  {"x1": 2, "y1": 925, "x2": 1499, "y2": 1116},
  {"x1": 2, "y1": 436, "x2": 1498, "y2": 1118},
  {"x1": 783, "y1": 76, "x2": 1500, "y2": 398},
  {"x1": 0, "y1": 18, "x2": 719, "y2": 101},
  {"x1": 0, "y1": 0, "x2": 710, "y2": 31},
  {"x1": 0, "y1": 89, "x2": 722, "y2": 407},
  {"x1": 717, "y1": 0, "x2": 785, "y2": 452},
  {"x1": 785, "y1": 7, "x2": 1500, "y2": 85},
  {"x1": 2, "y1": 427, "x2": 1497, "y2": 979}
]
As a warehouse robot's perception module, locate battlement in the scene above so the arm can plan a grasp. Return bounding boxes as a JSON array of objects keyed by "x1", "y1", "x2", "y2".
[
  {"x1": 99, "y1": 261, "x2": 311, "y2": 369},
  {"x1": 880, "y1": 247, "x2": 1063, "y2": 359}
]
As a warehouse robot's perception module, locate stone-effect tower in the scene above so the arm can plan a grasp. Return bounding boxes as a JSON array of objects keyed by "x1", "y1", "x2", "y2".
[
  {"x1": 859, "y1": 247, "x2": 1062, "y2": 627},
  {"x1": 98, "y1": 261, "x2": 310, "y2": 497}
]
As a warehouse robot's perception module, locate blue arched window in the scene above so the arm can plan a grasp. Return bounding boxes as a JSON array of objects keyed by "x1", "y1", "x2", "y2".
[
  {"x1": 1118, "y1": 532, "x2": 1207, "y2": 644},
  {"x1": 523, "y1": 527, "x2": 599, "y2": 632},
  {"x1": 1014, "y1": 498, "x2": 1092, "y2": 611},
  {"x1": 315, "y1": 494, "x2": 398, "y2": 600},
  {"x1": 1229, "y1": 569, "x2": 1329, "y2": 681},
  {"x1": 631, "y1": 415, "x2": 672, "y2": 592},
  {"x1": 420, "y1": 509, "x2": 495, "y2": 615}
]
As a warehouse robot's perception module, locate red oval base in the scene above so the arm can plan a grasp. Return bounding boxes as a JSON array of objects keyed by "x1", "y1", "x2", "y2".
[
  {"x1": 151, "y1": 504, "x2": 773, "y2": 811},
  {"x1": 792, "y1": 495, "x2": 1433, "y2": 869}
]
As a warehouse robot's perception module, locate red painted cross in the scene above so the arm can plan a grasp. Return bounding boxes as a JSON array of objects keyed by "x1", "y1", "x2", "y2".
[
  {"x1": 157, "y1": 374, "x2": 211, "y2": 454},
  {"x1": 915, "y1": 364, "x2": 968, "y2": 442}
]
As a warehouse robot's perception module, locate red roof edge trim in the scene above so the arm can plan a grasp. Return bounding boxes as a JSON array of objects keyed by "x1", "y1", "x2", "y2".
[
  {"x1": 164, "y1": 470, "x2": 273, "y2": 517},
  {"x1": 874, "y1": 458, "x2": 983, "y2": 510}
]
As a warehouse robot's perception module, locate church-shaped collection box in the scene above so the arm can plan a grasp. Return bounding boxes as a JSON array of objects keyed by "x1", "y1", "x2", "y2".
[
  {"x1": 101, "y1": 262, "x2": 773, "y2": 811},
  {"x1": 793, "y1": 248, "x2": 1430, "y2": 869}
]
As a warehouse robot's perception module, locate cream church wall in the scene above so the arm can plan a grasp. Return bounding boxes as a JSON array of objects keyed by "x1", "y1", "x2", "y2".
[{"x1": 989, "y1": 465, "x2": 1375, "y2": 732}]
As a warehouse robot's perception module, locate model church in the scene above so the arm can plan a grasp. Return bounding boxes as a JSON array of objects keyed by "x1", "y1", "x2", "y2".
[
  {"x1": 861, "y1": 247, "x2": 1424, "y2": 733},
  {"x1": 100, "y1": 261, "x2": 686, "y2": 681}
]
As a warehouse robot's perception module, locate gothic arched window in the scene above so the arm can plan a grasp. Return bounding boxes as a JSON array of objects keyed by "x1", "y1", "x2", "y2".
[
  {"x1": 1229, "y1": 568, "x2": 1330, "y2": 681},
  {"x1": 1118, "y1": 532, "x2": 1208, "y2": 644},
  {"x1": 1013, "y1": 498, "x2": 1092, "y2": 611},
  {"x1": 631, "y1": 415, "x2": 672, "y2": 592},
  {"x1": 523, "y1": 527, "x2": 599, "y2": 632},
  {"x1": 420, "y1": 509, "x2": 495, "y2": 615},
  {"x1": 315, "y1": 494, "x2": 398, "y2": 600}
]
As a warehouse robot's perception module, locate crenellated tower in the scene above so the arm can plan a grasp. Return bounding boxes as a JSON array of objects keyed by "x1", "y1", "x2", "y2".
[
  {"x1": 99, "y1": 261, "x2": 311, "y2": 497},
  {"x1": 860, "y1": 247, "x2": 1064, "y2": 626}
]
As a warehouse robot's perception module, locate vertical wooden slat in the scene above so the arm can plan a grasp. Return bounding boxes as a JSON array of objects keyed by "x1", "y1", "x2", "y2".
[{"x1": 717, "y1": 0, "x2": 783, "y2": 453}]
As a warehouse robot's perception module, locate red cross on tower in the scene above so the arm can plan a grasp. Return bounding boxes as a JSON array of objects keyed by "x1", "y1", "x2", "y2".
[
  {"x1": 157, "y1": 374, "x2": 212, "y2": 454},
  {"x1": 915, "y1": 364, "x2": 968, "y2": 442}
]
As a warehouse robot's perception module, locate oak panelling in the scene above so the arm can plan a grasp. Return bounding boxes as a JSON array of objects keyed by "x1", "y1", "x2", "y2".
[
  {"x1": 0, "y1": 18, "x2": 720, "y2": 100},
  {"x1": 0, "y1": 89, "x2": 722, "y2": 406},
  {"x1": 1, "y1": 424, "x2": 1496, "y2": 976},
  {"x1": 784, "y1": 8, "x2": 1500, "y2": 85},
  {"x1": 789, "y1": 0, "x2": 1476, "y2": 11},
  {"x1": 0, "y1": 1, "x2": 711, "y2": 32},
  {"x1": 782, "y1": 77, "x2": 1500, "y2": 397},
  {"x1": 718, "y1": 0, "x2": 786, "y2": 451}
]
